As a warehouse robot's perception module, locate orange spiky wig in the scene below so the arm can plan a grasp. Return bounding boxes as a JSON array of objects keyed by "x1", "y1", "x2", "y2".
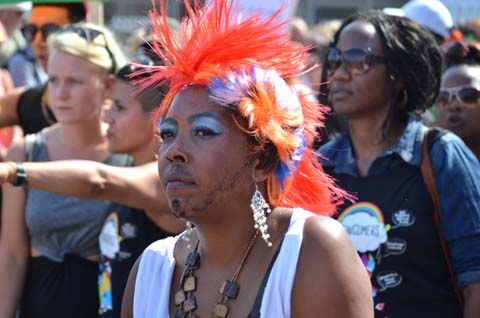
[{"x1": 137, "y1": 0, "x2": 346, "y2": 215}]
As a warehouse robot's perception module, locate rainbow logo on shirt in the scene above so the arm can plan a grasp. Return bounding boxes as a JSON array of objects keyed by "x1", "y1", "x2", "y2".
[{"x1": 338, "y1": 202, "x2": 385, "y2": 225}]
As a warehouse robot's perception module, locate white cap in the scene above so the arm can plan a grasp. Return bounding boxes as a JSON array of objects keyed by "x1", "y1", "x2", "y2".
[
  {"x1": 0, "y1": 1, "x2": 32, "y2": 13},
  {"x1": 401, "y1": 0, "x2": 453, "y2": 38}
]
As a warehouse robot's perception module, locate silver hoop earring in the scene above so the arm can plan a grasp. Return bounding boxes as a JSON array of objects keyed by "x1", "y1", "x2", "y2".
[{"x1": 250, "y1": 183, "x2": 272, "y2": 247}]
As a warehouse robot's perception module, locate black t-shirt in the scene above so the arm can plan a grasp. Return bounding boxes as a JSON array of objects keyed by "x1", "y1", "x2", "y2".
[
  {"x1": 327, "y1": 162, "x2": 462, "y2": 318},
  {"x1": 98, "y1": 204, "x2": 173, "y2": 318},
  {"x1": 17, "y1": 84, "x2": 56, "y2": 135}
]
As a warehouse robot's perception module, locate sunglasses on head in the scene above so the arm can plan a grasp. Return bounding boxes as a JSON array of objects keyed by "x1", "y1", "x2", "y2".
[
  {"x1": 436, "y1": 86, "x2": 480, "y2": 107},
  {"x1": 58, "y1": 25, "x2": 105, "y2": 43},
  {"x1": 325, "y1": 47, "x2": 386, "y2": 77},
  {"x1": 21, "y1": 23, "x2": 60, "y2": 42},
  {"x1": 57, "y1": 25, "x2": 116, "y2": 72}
]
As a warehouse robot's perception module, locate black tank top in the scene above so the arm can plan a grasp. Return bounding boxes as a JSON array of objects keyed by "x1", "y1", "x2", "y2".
[{"x1": 326, "y1": 161, "x2": 462, "y2": 317}]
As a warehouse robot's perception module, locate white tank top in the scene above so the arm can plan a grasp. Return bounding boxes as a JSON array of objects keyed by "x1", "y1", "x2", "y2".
[{"x1": 134, "y1": 208, "x2": 314, "y2": 318}]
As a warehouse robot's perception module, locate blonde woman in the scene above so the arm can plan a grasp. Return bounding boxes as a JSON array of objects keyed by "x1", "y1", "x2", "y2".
[{"x1": 0, "y1": 23, "x2": 128, "y2": 318}]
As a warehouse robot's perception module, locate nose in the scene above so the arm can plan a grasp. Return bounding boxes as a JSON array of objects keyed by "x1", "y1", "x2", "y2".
[
  {"x1": 163, "y1": 137, "x2": 189, "y2": 164},
  {"x1": 330, "y1": 61, "x2": 351, "y2": 81},
  {"x1": 50, "y1": 81, "x2": 69, "y2": 101},
  {"x1": 31, "y1": 29, "x2": 44, "y2": 46},
  {"x1": 102, "y1": 104, "x2": 114, "y2": 124},
  {"x1": 446, "y1": 94, "x2": 464, "y2": 111}
]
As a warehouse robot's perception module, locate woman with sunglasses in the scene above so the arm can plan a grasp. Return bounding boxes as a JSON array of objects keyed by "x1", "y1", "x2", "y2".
[
  {"x1": 0, "y1": 3, "x2": 86, "y2": 136},
  {"x1": 319, "y1": 11, "x2": 480, "y2": 318},
  {"x1": 436, "y1": 41, "x2": 480, "y2": 159},
  {"x1": 0, "y1": 23, "x2": 131, "y2": 318}
]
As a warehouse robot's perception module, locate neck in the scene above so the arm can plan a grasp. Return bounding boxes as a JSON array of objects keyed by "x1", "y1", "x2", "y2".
[
  {"x1": 348, "y1": 115, "x2": 405, "y2": 176},
  {"x1": 192, "y1": 209, "x2": 259, "y2": 267},
  {"x1": 464, "y1": 137, "x2": 480, "y2": 160},
  {"x1": 58, "y1": 120, "x2": 106, "y2": 147}
]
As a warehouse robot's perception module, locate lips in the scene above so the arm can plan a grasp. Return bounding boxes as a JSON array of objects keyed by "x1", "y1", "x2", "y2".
[
  {"x1": 164, "y1": 168, "x2": 196, "y2": 191},
  {"x1": 329, "y1": 86, "x2": 353, "y2": 100},
  {"x1": 445, "y1": 113, "x2": 465, "y2": 129}
]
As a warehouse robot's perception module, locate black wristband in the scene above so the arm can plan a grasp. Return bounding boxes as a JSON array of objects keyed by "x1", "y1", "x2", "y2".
[{"x1": 11, "y1": 162, "x2": 27, "y2": 187}]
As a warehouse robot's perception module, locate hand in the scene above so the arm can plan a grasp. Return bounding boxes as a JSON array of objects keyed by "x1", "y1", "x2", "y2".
[{"x1": 0, "y1": 161, "x2": 17, "y2": 184}]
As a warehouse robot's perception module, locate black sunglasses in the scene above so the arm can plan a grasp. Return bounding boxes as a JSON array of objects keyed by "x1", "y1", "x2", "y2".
[
  {"x1": 21, "y1": 23, "x2": 60, "y2": 42},
  {"x1": 437, "y1": 86, "x2": 480, "y2": 107},
  {"x1": 325, "y1": 47, "x2": 386, "y2": 76}
]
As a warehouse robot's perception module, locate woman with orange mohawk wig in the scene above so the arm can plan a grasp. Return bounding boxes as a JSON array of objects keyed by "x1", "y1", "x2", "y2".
[{"x1": 122, "y1": 1, "x2": 373, "y2": 317}]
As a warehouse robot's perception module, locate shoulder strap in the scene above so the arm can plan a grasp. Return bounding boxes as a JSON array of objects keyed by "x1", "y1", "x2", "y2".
[
  {"x1": 420, "y1": 128, "x2": 464, "y2": 309},
  {"x1": 24, "y1": 133, "x2": 37, "y2": 162},
  {"x1": 247, "y1": 240, "x2": 283, "y2": 318}
]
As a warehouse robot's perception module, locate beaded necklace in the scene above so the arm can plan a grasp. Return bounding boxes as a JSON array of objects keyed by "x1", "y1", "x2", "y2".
[{"x1": 174, "y1": 229, "x2": 260, "y2": 318}]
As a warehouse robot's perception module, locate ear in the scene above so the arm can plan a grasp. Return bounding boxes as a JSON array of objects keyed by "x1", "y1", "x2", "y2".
[{"x1": 251, "y1": 157, "x2": 272, "y2": 184}]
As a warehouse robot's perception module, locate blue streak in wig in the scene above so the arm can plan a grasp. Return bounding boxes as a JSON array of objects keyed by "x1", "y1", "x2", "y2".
[
  {"x1": 274, "y1": 131, "x2": 306, "y2": 190},
  {"x1": 207, "y1": 67, "x2": 253, "y2": 107}
]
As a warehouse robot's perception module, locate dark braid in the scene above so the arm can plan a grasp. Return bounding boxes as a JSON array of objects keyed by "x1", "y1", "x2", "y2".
[{"x1": 320, "y1": 10, "x2": 443, "y2": 139}]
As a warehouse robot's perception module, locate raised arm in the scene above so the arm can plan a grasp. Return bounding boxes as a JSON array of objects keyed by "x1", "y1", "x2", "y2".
[
  {"x1": 0, "y1": 140, "x2": 30, "y2": 318},
  {"x1": 292, "y1": 216, "x2": 373, "y2": 318},
  {"x1": 0, "y1": 160, "x2": 184, "y2": 233},
  {"x1": 0, "y1": 88, "x2": 25, "y2": 128}
]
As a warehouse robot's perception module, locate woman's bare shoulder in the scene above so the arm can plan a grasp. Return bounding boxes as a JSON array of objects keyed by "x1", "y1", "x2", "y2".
[{"x1": 291, "y1": 215, "x2": 374, "y2": 318}]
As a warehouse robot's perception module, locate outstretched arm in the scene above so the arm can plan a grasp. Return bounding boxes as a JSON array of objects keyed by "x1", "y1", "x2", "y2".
[
  {"x1": 0, "y1": 140, "x2": 30, "y2": 318},
  {"x1": 292, "y1": 216, "x2": 373, "y2": 318},
  {"x1": 0, "y1": 160, "x2": 184, "y2": 233}
]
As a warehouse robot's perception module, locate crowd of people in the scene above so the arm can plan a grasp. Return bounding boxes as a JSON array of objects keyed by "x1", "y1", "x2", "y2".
[{"x1": 0, "y1": 0, "x2": 478, "y2": 317}]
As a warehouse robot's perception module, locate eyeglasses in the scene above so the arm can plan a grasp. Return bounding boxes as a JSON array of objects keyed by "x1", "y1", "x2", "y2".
[
  {"x1": 436, "y1": 86, "x2": 480, "y2": 108},
  {"x1": 21, "y1": 23, "x2": 60, "y2": 42},
  {"x1": 57, "y1": 25, "x2": 116, "y2": 73},
  {"x1": 325, "y1": 47, "x2": 386, "y2": 76}
]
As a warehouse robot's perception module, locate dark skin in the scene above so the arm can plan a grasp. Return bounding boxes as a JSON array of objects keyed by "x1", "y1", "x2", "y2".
[
  {"x1": 328, "y1": 21, "x2": 480, "y2": 318},
  {"x1": 328, "y1": 20, "x2": 404, "y2": 176},
  {"x1": 121, "y1": 86, "x2": 373, "y2": 318}
]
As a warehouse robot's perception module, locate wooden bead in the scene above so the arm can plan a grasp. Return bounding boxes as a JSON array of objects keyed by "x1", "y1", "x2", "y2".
[
  {"x1": 212, "y1": 303, "x2": 229, "y2": 317},
  {"x1": 185, "y1": 251, "x2": 200, "y2": 269},
  {"x1": 220, "y1": 281, "x2": 240, "y2": 299},
  {"x1": 174, "y1": 290, "x2": 186, "y2": 306},
  {"x1": 183, "y1": 296, "x2": 197, "y2": 312},
  {"x1": 183, "y1": 276, "x2": 196, "y2": 292}
]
